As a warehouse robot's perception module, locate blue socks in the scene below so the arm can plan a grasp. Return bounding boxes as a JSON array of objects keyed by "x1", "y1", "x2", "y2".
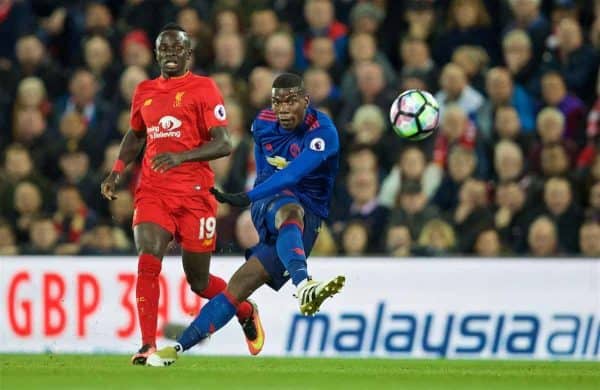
[
  {"x1": 276, "y1": 221, "x2": 309, "y2": 286},
  {"x1": 177, "y1": 292, "x2": 237, "y2": 351}
]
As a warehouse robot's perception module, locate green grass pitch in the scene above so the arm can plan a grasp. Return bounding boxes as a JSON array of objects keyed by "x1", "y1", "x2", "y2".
[{"x1": 1, "y1": 354, "x2": 599, "y2": 390}]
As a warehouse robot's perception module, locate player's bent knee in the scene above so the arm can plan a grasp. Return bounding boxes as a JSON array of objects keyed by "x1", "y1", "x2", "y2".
[{"x1": 275, "y1": 204, "x2": 305, "y2": 230}]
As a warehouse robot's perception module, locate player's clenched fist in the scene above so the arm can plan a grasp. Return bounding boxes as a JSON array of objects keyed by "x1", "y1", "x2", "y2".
[
  {"x1": 151, "y1": 152, "x2": 185, "y2": 173},
  {"x1": 101, "y1": 172, "x2": 120, "y2": 200},
  {"x1": 210, "y1": 187, "x2": 250, "y2": 207}
]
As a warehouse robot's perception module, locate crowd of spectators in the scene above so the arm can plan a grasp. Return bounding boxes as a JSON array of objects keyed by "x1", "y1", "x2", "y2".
[{"x1": 0, "y1": 0, "x2": 599, "y2": 258}]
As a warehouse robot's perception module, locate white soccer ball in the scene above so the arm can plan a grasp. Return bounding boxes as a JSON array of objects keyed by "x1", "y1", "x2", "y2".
[{"x1": 389, "y1": 89, "x2": 440, "y2": 140}]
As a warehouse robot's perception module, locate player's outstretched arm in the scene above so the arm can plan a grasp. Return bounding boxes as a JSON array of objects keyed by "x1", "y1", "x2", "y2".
[
  {"x1": 150, "y1": 126, "x2": 232, "y2": 173},
  {"x1": 101, "y1": 129, "x2": 145, "y2": 200}
]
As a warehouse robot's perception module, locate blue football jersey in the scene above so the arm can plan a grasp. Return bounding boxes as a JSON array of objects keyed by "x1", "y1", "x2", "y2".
[{"x1": 248, "y1": 106, "x2": 340, "y2": 219}]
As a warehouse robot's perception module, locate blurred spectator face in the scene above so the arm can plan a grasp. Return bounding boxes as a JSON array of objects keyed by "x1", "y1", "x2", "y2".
[
  {"x1": 214, "y1": 33, "x2": 244, "y2": 68},
  {"x1": 17, "y1": 77, "x2": 47, "y2": 109},
  {"x1": 591, "y1": 153, "x2": 600, "y2": 181},
  {"x1": 474, "y1": 229, "x2": 501, "y2": 256},
  {"x1": 250, "y1": 9, "x2": 278, "y2": 38},
  {"x1": 304, "y1": 68, "x2": 332, "y2": 103},
  {"x1": 400, "y1": 147, "x2": 425, "y2": 180},
  {"x1": 496, "y1": 182, "x2": 526, "y2": 211},
  {"x1": 441, "y1": 105, "x2": 467, "y2": 140},
  {"x1": 352, "y1": 105, "x2": 385, "y2": 145},
  {"x1": 59, "y1": 112, "x2": 87, "y2": 140},
  {"x1": 15, "y1": 35, "x2": 44, "y2": 68},
  {"x1": 85, "y1": 2, "x2": 113, "y2": 34},
  {"x1": 177, "y1": 8, "x2": 203, "y2": 37},
  {"x1": 347, "y1": 148, "x2": 377, "y2": 173},
  {"x1": 211, "y1": 72, "x2": 235, "y2": 99},
  {"x1": 348, "y1": 169, "x2": 378, "y2": 204},
  {"x1": 215, "y1": 10, "x2": 240, "y2": 34},
  {"x1": 405, "y1": 5, "x2": 435, "y2": 37},
  {"x1": 451, "y1": 0, "x2": 481, "y2": 29},
  {"x1": 248, "y1": 67, "x2": 274, "y2": 107},
  {"x1": 0, "y1": 223, "x2": 16, "y2": 249},
  {"x1": 536, "y1": 108, "x2": 564, "y2": 143},
  {"x1": 123, "y1": 38, "x2": 152, "y2": 68},
  {"x1": 342, "y1": 222, "x2": 369, "y2": 255},
  {"x1": 305, "y1": 0, "x2": 334, "y2": 30},
  {"x1": 590, "y1": 182, "x2": 600, "y2": 209},
  {"x1": 541, "y1": 144, "x2": 569, "y2": 176},
  {"x1": 356, "y1": 62, "x2": 385, "y2": 99},
  {"x1": 69, "y1": 70, "x2": 98, "y2": 107},
  {"x1": 528, "y1": 217, "x2": 557, "y2": 256},
  {"x1": 544, "y1": 178, "x2": 572, "y2": 215},
  {"x1": 30, "y1": 219, "x2": 59, "y2": 251},
  {"x1": 400, "y1": 191, "x2": 427, "y2": 214},
  {"x1": 495, "y1": 106, "x2": 521, "y2": 139},
  {"x1": 349, "y1": 33, "x2": 376, "y2": 63},
  {"x1": 386, "y1": 225, "x2": 412, "y2": 257},
  {"x1": 120, "y1": 66, "x2": 149, "y2": 103},
  {"x1": 57, "y1": 187, "x2": 83, "y2": 216},
  {"x1": 440, "y1": 64, "x2": 467, "y2": 99},
  {"x1": 448, "y1": 148, "x2": 476, "y2": 182},
  {"x1": 265, "y1": 33, "x2": 295, "y2": 71},
  {"x1": 4, "y1": 147, "x2": 33, "y2": 181},
  {"x1": 541, "y1": 73, "x2": 567, "y2": 105},
  {"x1": 579, "y1": 223, "x2": 600, "y2": 256},
  {"x1": 84, "y1": 36, "x2": 113, "y2": 74},
  {"x1": 110, "y1": 190, "x2": 134, "y2": 224},
  {"x1": 92, "y1": 225, "x2": 116, "y2": 252},
  {"x1": 59, "y1": 151, "x2": 90, "y2": 182},
  {"x1": 486, "y1": 68, "x2": 513, "y2": 104},
  {"x1": 503, "y1": 30, "x2": 532, "y2": 74},
  {"x1": 401, "y1": 76, "x2": 428, "y2": 91},
  {"x1": 422, "y1": 220, "x2": 455, "y2": 251},
  {"x1": 452, "y1": 46, "x2": 488, "y2": 79},
  {"x1": 401, "y1": 38, "x2": 430, "y2": 68},
  {"x1": 557, "y1": 18, "x2": 583, "y2": 53},
  {"x1": 13, "y1": 108, "x2": 46, "y2": 143},
  {"x1": 308, "y1": 37, "x2": 335, "y2": 68},
  {"x1": 235, "y1": 210, "x2": 259, "y2": 249},
  {"x1": 509, "y1": 0, "x2": 540, "y2": 20},
  {"x1": 495, "y1": 142, "x2": 523, "y2": 181},
  {"x1": 459, "y1": 179, "x2": 487, "y2": 206},
  {"x1": 14, "y1": 182, "x2": 42, "y2": 215}
]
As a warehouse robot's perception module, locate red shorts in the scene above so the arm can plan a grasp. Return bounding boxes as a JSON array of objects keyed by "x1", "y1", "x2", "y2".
[{"x1": 133, "y1": 191, "x2": 217, "y2": 252}]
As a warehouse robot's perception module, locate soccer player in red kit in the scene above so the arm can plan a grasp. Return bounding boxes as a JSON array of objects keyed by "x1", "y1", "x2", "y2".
[{"x1": 101, "y1": 24, "x2": 264, "y2": 364}]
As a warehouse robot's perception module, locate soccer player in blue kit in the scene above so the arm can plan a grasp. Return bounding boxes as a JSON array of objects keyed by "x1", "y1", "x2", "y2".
[{"x1": 146, "y1": 73, "x2": 345, "y2": 366}]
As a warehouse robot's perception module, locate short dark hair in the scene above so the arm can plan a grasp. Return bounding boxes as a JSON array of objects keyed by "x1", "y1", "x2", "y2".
[
  {"x1": 272, "y1": 73, "x2": 304, "y2": 90},
  {"x1": 160, "y1": 23, "x2": 187, "y2": 34}
]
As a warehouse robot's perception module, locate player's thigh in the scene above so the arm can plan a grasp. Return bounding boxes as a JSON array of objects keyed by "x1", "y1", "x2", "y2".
[
  {"x1": 176, "y1": 195, "x2": 218, "y2": 253},
  {"x1": 227, "y1": 257, "x2": 270, "y2": 302},
  {"x1": 181, "y1": 250, "x2": 212, "y2": 293},
  {"x1": 133, "y1": 194, "x2": 175, "y2": 256}
]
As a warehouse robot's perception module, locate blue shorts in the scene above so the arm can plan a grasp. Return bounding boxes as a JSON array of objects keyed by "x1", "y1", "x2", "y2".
[{"x1": 245, "y1": 192, "x2": 322, "y2": 291}]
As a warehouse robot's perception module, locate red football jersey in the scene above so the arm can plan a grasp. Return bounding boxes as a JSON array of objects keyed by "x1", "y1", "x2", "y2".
[{"x1": 130, "y1": 72, "x2": 228, "y2": 196}]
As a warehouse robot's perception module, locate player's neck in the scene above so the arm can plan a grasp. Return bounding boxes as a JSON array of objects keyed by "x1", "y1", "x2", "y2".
[{"x1": 161, "y1": 70, "x2": 190, "y2": 80}]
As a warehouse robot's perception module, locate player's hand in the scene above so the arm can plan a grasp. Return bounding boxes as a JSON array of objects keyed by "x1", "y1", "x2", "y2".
[
  {"x1": 151, "y1": 152, "x2": 185, "y2": 173},
  {"x1": 100, "y1": 172, "x2": 120, "y2": 200},
  {"x1": 210, "y1": 188, "x2": 250, "y2": 207}
]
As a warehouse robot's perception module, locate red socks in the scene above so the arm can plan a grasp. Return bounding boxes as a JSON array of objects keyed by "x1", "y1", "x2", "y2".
[
  {"x1": 201, "y1": 274, "x2": 253, "y2": 321},
  {"x1": 136, "y1": 253, "x2": 162, "y2": 347}
]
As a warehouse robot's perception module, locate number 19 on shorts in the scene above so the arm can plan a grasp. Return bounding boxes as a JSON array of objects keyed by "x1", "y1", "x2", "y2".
[{"x1": 199, "y1": 217, "x2": 216, "y2": 239}]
